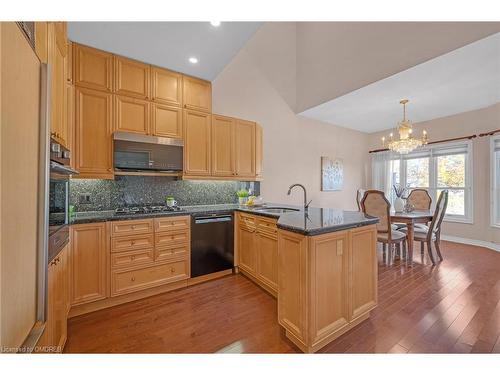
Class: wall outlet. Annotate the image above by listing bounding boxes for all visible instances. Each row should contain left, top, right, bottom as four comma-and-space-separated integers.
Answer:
79, 193, 92, 204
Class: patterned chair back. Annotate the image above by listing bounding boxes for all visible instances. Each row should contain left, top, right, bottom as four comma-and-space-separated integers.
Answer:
407, 189, 432, 210
361, 190, 391, 233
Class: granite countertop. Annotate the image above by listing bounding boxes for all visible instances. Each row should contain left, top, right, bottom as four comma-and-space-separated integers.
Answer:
71, 203, 378, 235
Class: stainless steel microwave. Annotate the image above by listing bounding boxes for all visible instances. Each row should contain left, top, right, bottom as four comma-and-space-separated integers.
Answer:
113, 132, 183, 173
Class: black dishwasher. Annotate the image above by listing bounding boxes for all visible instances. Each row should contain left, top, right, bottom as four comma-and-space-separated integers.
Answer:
191, 212, 234, 277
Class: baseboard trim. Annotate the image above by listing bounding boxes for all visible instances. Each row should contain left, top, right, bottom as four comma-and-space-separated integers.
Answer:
441, 235, 500, 252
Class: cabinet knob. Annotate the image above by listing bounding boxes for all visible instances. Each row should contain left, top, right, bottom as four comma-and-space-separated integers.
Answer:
131, 240, 136, 245
131, 277, 136, 282
170, 268, 175, 273
131, 225, 136, 229
171, 236, 175, 240
170, 250, 175, 254
131, 256, 135, 260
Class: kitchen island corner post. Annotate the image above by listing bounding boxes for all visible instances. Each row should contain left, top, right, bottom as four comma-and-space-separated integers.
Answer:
277, 224, 378, 353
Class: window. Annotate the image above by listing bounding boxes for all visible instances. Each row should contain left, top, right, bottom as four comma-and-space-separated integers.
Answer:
491, 136, 500, 227
386, 141, 473, 223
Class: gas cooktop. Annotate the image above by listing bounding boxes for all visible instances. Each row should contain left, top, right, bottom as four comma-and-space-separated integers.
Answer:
114, 205, 183, 215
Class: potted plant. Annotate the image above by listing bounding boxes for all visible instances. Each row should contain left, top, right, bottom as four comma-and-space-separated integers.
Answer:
236, 189, 249, 205
393, 184, 407, 212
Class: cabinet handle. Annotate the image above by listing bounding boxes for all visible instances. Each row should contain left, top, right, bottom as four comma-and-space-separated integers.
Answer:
171, 222, 175, 226
131, 256, 135, 260
131, 240, 136, 245
170, 250, 175, 254
131, 277, 136, 282
170, 267, 175, 273
131, 225, 136, 229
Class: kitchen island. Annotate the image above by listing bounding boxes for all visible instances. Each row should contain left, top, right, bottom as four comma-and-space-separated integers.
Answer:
275, 208, 378, 353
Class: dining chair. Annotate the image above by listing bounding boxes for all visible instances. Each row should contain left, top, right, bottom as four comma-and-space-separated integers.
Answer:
407, 189, 432, 209
399, 190, 448, 265
361, 190, 407, 264
356, 188, 366, 211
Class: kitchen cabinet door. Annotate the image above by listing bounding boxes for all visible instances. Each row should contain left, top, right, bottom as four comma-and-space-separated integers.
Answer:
151, 103, 183, 138
37, 244, 69, 353
73, 43, 113, 92
74, 87, 113, 179
211, 115, 235, 177
48, 22, 68, 148
255, 123, 263, 179
115, 95, 150, 135
151, 67, 183, 106
238, 225, 257, 275
349, 226, 378, 321
235, 119, 256, 178
256, 231, 278, 293
183, 76, 211, 113
308, 232, 350, 345
114, 56, 150, 99
71, 223, 108, 305
183, 109, 211, 176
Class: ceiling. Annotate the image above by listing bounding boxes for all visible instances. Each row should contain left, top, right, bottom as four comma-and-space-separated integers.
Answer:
300, 32, 500, 133
68, 22, 262, 81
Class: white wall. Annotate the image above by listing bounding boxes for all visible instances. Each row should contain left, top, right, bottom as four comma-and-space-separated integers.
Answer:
213, 23, 370, 210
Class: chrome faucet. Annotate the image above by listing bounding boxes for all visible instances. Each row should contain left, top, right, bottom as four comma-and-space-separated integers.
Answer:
287, 183, 312, 211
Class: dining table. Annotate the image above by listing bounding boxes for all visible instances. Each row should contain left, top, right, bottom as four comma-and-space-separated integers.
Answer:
391, 209, 434, 264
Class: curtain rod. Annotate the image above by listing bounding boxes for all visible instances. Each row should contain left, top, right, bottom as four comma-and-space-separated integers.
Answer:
368, 134, 477, 154
478, 129, 500, 137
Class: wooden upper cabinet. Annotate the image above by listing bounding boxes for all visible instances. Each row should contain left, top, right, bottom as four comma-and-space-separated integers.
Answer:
152, 67, 183, 106
183, 109, 211, 176
75, 87, 113, 178
211, 115, 235, 177
71, 223, 108, 305
48, 22, 68, 148
65, 40, 72, 83
235, 119, 256, 178
255, 123, 263, 179
151, 104, 182, 138
183, 76, 211, 113
115, 95, 150, 135
34, 22, 48, 63
54, 22, 67, 57
74, 43, 113, 92
114, 56, 150, 99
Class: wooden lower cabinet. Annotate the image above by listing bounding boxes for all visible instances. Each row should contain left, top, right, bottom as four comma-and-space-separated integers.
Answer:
37, 243, 69, 353
111, 259, 189, 296
70, 216, 191, 314
70, 223, 109, 305
277, 225, 378, 353
236, 213, 278, 295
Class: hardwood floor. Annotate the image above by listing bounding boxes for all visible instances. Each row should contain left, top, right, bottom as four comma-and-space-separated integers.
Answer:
65, 241, 500, 353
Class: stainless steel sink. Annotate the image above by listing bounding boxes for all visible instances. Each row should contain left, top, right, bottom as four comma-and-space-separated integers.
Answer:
253, 207, 300, 214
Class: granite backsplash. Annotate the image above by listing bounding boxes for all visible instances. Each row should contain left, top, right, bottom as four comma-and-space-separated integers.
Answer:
70, 177, 260, 212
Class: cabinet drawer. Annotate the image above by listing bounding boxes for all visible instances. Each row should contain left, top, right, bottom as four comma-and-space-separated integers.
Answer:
155, 230, 189, 248
111, 260, 189, 296
111, 248, 154, 269
111, 233, 154, 253
257, 217, 278, 236
238, 213, 256, 230
154, 216, 190, 233
111, 219, 153, 237
155, 243, 189, 263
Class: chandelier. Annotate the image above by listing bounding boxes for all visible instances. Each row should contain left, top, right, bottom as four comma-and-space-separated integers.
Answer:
382, 99, 428, 154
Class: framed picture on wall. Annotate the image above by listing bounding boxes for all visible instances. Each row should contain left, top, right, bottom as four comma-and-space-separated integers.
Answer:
321, 156, 343, 191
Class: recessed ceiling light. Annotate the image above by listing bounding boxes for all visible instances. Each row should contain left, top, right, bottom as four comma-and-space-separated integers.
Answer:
188, 57, 198, 64
210, 21, 221, 27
